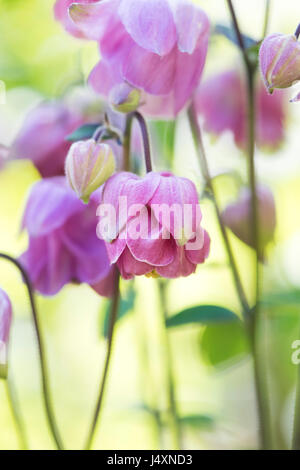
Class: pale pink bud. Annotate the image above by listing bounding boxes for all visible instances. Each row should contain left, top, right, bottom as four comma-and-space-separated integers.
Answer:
259, 33, 300, 93
109, 83, 141, 114
65, 139, 116, 203
0, 288, 12, 378
222, 185, 276, 253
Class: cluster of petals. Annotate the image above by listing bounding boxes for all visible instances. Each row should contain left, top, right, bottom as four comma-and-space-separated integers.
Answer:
55, 0, 210, 117
97, 171, 210, 280
259, 32, 300, 100
20, 177, 112, 296
195, 68, 287, 152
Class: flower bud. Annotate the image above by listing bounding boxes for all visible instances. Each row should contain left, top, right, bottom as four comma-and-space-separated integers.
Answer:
222, 185, 276, 254
65, 139, 116, 203
0, 288, 12, 378
259, 33, 300, 93
109, 83, 141, 114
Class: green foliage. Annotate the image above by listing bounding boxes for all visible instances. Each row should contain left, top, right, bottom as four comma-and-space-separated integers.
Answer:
200, 321, 249, 368
180, 414, 214, 429
166, 305, 239, 328
66, 124, 100, 142
151, 120, 176, 165
214, 24, 257, 49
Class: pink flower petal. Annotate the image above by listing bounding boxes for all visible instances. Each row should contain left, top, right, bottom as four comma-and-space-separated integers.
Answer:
156, 246, 196, 278
118, 0, 177, 56
117, 246, 153, 280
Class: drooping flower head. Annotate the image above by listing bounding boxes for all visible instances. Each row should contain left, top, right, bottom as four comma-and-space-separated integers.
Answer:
97, 171, 210, 280
65, 139, 116, 203
221, 185, 276, 254
10, 89, 105, 178
0, 288, 12, 378
20, 177, 112, 296
195, 68, 287, 152
55, 0, 210, 117
259, 33, 300, 95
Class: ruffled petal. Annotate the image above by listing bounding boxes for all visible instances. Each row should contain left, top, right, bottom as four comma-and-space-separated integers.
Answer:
117, 246, 153, 280
22, 177, 82, 236
156, 245, 196, 278
68, 0, 120, 40
118, 0, 177, 56
185, 229, 210, 264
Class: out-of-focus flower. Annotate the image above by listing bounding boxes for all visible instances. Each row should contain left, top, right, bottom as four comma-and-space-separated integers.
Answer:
0, 288, 12, 377
65, 139, 116, 203
54, 0, 98, 38
109, 83, 141, 113
221, 185, 276, 253
259, 33, 300, 94
97, 171, 210, 280
195, 69, 287, 152
20, 177, 112, 296
56, 0, 210, 118
10, 89, 105, 178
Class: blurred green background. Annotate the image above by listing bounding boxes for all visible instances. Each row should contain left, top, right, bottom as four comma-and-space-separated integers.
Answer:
1, 0, 300, 450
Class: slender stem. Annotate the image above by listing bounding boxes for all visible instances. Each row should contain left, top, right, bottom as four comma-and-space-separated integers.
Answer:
262, 0, 271, 38
226, 0, 272, 449
226, 0, 251, 69
84, 269, 120, 450
295, 23, 300, 40
123, 113, 134, 172
188, 104, 250, 319
158, 281, 182, 450
292, 350, 300, 449
0, 253, 64, 450
133, 111, 153, 173
4, 376, 29, 450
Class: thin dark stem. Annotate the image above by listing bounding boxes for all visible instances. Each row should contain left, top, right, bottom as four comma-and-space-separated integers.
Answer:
226, 0, 272, 449
5, 376, 29, 450
123, 113, 134, 171
226, 0, 251, 69
0, 253, 64, 450
262, 0, 271, 38
188, 104, 250, 319
84, 269, 120, 450
158, 281, 182, 450
133, 111, 153, 173
295, 23, 300, 40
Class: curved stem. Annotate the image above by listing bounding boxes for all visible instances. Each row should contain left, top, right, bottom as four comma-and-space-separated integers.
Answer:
262, 0, 271, 38
0, 253, 64, 450
133, 111, 153, 173
226, 0, 272, 449
158, 281, 182, 450
84, 269, 120, 450
5, 376, 29, 450
188, 104, 250, 319
123, 113, 134, 172
295, 23, 300, 40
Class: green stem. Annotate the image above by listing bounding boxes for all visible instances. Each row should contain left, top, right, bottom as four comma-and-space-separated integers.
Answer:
226, 0, 272, 449
292, 354, 300, 449
4, 376, 29, 450
84, 269, 120, 450
188, 104, 250, 319
133, 111, 153, 173
262, 0, 271, 38
123, 113, 134, 172
0, 253, 64, 450
158, 281, 182, 450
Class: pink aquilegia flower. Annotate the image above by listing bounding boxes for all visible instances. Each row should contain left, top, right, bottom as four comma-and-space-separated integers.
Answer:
259, 33, 300, 98
221, 185, 276, 254
0, 288, 12, 377
97, 171, 210, 280
65, 139, 116, 203
195, 68, 287, 152
55, 0, 210, 118
20, 177, 112, 296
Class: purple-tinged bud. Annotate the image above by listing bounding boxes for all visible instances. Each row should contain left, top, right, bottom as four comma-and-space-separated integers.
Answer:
222, 185, 276, 254
65, 139, 116, 203
0, 288, 12, 378
259, 33, 300, 93
109, 83, 141, 114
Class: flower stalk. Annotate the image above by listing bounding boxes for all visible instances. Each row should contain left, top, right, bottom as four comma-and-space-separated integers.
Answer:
5, 376, 29, 450
0, 253, 64, 450
84, 268, 120, 450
